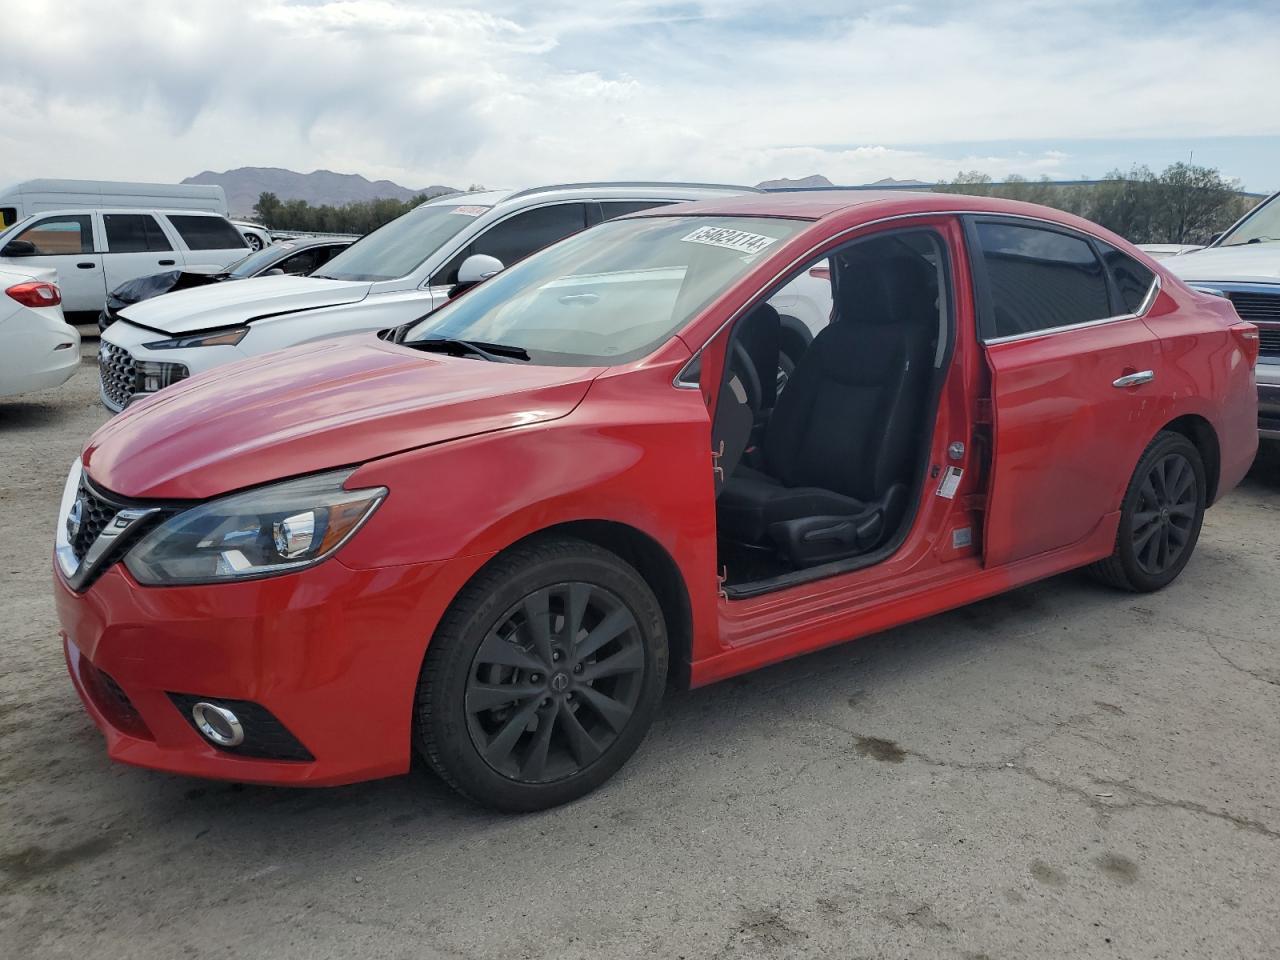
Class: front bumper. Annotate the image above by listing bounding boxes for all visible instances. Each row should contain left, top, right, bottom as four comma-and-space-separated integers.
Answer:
55, 555, 450, 786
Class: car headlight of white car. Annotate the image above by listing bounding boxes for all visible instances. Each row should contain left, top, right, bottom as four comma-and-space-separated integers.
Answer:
142, 326, 249, 350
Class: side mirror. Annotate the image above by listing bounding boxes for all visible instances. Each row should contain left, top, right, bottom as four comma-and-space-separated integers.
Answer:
264, 268, 286, 276
456, 254, 504, 287
1, 239, 37, 257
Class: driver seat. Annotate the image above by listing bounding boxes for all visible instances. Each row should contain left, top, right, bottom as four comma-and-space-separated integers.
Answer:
716, 249, 937, 567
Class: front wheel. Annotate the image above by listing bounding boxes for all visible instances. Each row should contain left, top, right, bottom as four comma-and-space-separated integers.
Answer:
415, 537, 668, 811
1088, 431, 1206, 592
243, 232, 264, 252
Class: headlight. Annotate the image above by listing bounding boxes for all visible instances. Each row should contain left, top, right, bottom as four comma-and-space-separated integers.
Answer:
124, 470, 386, 586
143, 326, 248, 350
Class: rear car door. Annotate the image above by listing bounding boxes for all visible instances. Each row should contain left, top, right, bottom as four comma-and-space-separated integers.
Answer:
161, 214, 248, 268
102, 213, 180, 292
969, 217, 1162, 566
0, 213, 104, 313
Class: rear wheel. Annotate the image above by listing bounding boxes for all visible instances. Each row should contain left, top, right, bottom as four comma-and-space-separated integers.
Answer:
1088, 431, 1206, 592
415, 537, 667, 811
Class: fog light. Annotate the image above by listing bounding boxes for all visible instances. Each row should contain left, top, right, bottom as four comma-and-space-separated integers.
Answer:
191, 701, 244, 747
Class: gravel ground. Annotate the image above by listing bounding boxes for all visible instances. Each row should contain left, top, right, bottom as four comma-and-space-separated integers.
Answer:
2, 346, 1278, 959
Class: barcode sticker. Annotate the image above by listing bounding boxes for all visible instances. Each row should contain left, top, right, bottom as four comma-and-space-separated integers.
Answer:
937, 466, 963, 499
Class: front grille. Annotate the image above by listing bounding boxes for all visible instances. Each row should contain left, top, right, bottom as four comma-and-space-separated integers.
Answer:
1228, 292, 1280, 324
1258, 327, 1280, 358
70, 480, 117, 563
99, 341, 137, 409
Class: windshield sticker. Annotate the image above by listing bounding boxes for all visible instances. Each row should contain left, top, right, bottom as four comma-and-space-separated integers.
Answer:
450, 205, 490, 217
680, 226, 779, 256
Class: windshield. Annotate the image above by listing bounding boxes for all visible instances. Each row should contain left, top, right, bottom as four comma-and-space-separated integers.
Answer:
404, 215, 805, 365
313, 201, 489, 282
1219, 192, 1280, 247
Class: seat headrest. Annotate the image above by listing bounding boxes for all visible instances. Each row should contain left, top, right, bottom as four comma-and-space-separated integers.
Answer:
833, 243, 937, 329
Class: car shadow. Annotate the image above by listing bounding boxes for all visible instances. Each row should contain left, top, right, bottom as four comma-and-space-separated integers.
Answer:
1241, 441, 1280, 492
0, 398, 79, 432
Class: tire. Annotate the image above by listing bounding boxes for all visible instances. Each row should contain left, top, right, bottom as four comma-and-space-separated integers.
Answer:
1088, 431, 1206, 592
415, 537, 668, 812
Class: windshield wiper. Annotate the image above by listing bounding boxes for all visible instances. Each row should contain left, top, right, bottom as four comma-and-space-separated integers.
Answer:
410, 337, 530, 363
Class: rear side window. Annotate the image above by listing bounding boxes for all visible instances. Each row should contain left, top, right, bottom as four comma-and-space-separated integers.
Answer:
1097, 241, 1156, 314
600, 200, 674, 219
434, 203, 589, 286
166, 215, 247, 251
975, 222, 1111, 338
104, 214, 172, 253
12, 215, 93, 254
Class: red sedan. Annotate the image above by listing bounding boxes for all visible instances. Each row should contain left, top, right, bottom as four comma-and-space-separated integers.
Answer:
53, 191, 1259, 811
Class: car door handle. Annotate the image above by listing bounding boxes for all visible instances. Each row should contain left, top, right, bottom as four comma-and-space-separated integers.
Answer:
76, 262, 96, 269
1112, 370, 1155, 388
158, 259, 175, 266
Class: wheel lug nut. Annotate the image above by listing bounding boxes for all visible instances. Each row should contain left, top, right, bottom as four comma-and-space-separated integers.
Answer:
552, 650, 562, 662
542, 698, 551, 707
530, 673, 541, 683
572, 663, 583, 674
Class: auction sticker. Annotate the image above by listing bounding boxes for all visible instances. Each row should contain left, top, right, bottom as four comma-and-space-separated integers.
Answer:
450, 205, 490, 217
680, 225, 779, 256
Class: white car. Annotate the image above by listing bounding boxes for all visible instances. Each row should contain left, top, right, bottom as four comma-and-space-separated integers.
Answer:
231, 220, 273, 251
97, 182, 756, 411
0, 209, 248, 316
0, 265, 80, 399
1163, 189, 1280, 440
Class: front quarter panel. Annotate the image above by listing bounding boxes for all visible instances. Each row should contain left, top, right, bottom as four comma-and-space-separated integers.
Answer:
339, 352, 720, 643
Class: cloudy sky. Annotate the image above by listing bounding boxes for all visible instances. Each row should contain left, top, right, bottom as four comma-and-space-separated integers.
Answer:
2, 0, 1277, 193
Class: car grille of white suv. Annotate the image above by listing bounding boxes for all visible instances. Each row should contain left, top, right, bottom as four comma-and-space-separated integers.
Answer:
98, 342, 138, 410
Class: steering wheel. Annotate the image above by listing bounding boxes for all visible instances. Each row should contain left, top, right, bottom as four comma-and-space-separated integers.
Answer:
728, 340, 764, 415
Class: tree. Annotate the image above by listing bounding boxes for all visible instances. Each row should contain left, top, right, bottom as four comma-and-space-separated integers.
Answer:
253, 191, 283, 228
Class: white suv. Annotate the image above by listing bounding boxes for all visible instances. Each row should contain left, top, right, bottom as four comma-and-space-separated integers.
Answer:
97, 183, 755, 411
1163, 189, 1280, 440
0, 209, 248, 317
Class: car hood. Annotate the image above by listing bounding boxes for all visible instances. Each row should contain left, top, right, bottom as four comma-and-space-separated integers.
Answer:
83, 335, 601, 499
1162, 245, 1280, 284
117, 274, 372, 334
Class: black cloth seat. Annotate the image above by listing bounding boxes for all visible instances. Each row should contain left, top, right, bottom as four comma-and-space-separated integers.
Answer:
717, 247, 937, 567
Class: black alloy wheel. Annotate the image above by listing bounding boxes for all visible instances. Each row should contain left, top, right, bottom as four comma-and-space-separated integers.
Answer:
465, 582, 646, 784
415, 537, 667, 811
1089, 431, 1206, 593
1130, 451, 1198, 576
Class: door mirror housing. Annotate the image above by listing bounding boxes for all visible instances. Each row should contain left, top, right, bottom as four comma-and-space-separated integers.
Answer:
1, 239, 37, 257
455, 254, 504, 287
263, 268, 286, 276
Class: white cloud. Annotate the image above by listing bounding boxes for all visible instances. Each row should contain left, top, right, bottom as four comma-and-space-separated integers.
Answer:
1, 0, 1277, 190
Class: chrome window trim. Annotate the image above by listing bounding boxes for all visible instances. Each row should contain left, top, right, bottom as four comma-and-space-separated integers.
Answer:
983, 274, 1162, 346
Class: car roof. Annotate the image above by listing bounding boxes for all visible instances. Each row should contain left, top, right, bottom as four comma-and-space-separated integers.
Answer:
16, 207, 230, 218
622, 188, 1116, 236
421, 182, 761, 212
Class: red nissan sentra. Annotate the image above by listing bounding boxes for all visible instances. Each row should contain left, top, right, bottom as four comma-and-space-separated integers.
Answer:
53, 191, 1259, 811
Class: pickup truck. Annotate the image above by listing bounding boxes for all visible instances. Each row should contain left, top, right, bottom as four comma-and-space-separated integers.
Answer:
1164, 189, 1280, 441
0, 208, 248, 317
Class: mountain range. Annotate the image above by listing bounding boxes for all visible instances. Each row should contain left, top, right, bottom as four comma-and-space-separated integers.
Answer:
182, 168, 932, 217
182, 167, 459, 216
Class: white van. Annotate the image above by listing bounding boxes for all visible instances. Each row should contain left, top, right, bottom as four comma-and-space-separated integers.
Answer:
0, 179, 228, 227
0, 209, 249, 315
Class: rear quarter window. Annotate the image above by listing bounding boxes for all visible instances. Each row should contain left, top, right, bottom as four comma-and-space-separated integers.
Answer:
1096, 241, 1156, 314
165, 215, 248, 251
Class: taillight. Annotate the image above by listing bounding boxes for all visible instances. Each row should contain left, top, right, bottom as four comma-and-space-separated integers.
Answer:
1230, 321, 1260, 368
6, 281, 62, 308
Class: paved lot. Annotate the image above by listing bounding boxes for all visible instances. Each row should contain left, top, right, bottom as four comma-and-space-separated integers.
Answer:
2, 347, 1278, 960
